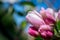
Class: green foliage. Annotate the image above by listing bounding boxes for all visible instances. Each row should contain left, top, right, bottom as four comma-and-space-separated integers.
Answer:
20, 1, 35, 16
56, 20, 60, 30
2, 14, 16, 35
17, 12, 24, 16
53, 20, 60, 40
35, 36, 43, 40
55, 20, 60, 36
20, 1, 35, 7
0, 33, 8, 40
0, 4, 16, 40
20, 21, 27, 29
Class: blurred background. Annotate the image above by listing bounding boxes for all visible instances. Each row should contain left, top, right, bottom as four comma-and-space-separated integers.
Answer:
0, 0, 60, 40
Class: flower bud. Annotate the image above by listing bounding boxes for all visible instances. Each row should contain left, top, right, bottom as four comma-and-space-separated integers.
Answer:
46, 31, 53, 37
38, 25, 53, 39
46, 8, 54, 16
26, 11, 45, 27
28, 26, 39, 37
39, 25, 53, 31
40, 8, 56, 25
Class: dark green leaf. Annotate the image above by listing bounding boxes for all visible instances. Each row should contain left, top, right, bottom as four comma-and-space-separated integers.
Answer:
20, 1, 35, 7
56, 20, 60, 33
1, 13, 16, 35
17, 12, 24, 16
35, 36, 43, 40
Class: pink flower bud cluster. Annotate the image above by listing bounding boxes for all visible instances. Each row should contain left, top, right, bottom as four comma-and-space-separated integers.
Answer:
26, 7, 60, 40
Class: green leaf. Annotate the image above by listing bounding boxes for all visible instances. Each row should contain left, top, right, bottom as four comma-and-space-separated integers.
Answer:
56, 20, 60, 33
35, 36, 43, 40
20, 1, 35, 14
53, 20, 60, 40
20, 1, 35, 7
54, 29, 58, 35
0, 33, 8, 40
1, 13, 16, 36
17, 12, 24, 16
20, 21, 27, 30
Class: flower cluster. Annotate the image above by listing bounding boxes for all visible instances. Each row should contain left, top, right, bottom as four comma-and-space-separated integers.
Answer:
26, 7, 60, 40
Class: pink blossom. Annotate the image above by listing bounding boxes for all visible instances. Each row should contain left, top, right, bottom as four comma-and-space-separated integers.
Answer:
38, 25, 53, 31
28, 26, 39, 37
26, 10, 45, 28
46, 8, 54, 16
40, 7, 56, 25
26, 7, 56, 40
38, 25, 53, 39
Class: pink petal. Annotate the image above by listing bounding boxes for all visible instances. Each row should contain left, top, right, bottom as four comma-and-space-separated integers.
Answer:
28, 26, 39, 37
39, 25, 52, 31
26, 11, 45, 27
